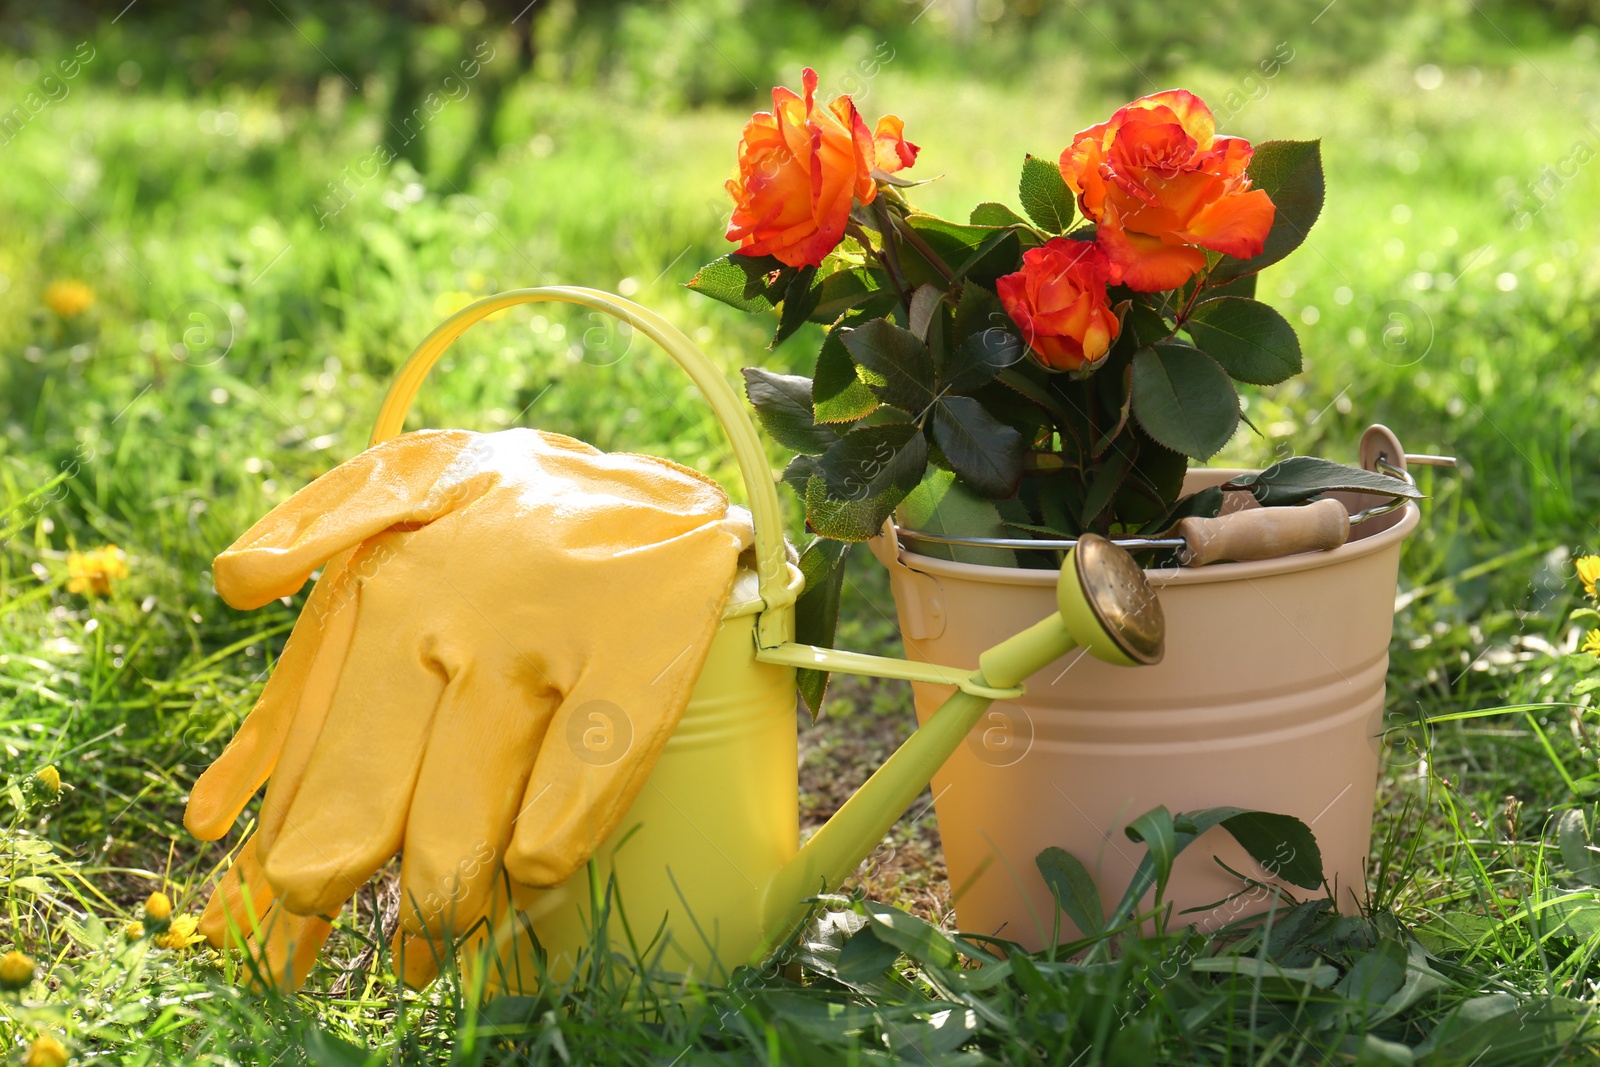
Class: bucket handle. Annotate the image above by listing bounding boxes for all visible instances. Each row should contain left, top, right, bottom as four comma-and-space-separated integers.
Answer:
369, 286, 795, 649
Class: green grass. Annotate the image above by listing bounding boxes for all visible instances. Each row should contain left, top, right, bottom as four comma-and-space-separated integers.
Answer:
2, 11, 1600, 1064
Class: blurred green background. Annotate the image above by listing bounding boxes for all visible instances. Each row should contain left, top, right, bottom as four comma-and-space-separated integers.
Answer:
0, 0, 1599, 1058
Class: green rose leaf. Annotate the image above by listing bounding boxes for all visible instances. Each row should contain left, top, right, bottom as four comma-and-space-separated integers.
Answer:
1121, 301, 1173, 350
970, 202, 1030, 228
771, 264, 820, 348
817, 422, 929, 511
1215, 809, 1325, 891
806, 425, 934, 543
1019, 153, 1076, 234
944, 285, 1023, 393
1129, 342, 1239, 459
1224, 456, 1426, 507
781, 454, 818, 497
1210, 140, 1324, 283
840, 319, 935, 414
740, 367, 838, 455
807, 268, 893, 324
894, 468, 1014, 567
1081, 436, 1135, 527
685, 253, 789, 313
903, 215, 1019, 287
944, 329, 1023, 395
794, 537, 851, 718
932, 395, 1024, 498
812, 330, 880, 424
1184, 296, 1303, 385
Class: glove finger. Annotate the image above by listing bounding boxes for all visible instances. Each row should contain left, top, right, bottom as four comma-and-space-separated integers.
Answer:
213, 429, 482, 610
199, 835, 276, 949
392, 930, 445, 990
249, 906, 336, 992
396, 661, 555, 946
248, 555, 365, 859
260, 588, 446, 916
504, 627, 725, 887
186, 551, 354, 841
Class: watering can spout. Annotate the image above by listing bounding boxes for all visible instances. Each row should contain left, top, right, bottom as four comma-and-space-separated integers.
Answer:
756, 535, 1165, 955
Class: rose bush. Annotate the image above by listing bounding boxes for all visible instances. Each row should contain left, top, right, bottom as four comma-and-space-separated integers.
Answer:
690, 77, 1334, 711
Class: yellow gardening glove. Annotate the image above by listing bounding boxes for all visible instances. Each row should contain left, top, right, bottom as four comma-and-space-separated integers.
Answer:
184, 428, 752, 988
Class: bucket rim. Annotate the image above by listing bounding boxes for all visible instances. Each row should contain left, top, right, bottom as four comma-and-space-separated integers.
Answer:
889, 497, 1420, 589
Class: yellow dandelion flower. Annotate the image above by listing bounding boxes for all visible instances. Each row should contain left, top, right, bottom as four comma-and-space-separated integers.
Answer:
153, 914, 202, 951
43, 279, 95, 319
25, 1034, 69, 1067
33, 766, 61, 797
1583, 629, 1600, 657
123, 921, 144, 942
65, 545, 128, 597
0, 950, 36, 990
1578, 556, 1600, 597
143, 891, 172, 922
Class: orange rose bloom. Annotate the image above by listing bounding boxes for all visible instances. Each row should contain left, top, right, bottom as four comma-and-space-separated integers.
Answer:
1060, 90, 1275, 292
725, 68, 918, 268
996, 238, 1120, 372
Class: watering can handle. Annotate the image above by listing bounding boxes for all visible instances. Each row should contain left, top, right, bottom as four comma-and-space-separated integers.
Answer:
369, 286, 796, 648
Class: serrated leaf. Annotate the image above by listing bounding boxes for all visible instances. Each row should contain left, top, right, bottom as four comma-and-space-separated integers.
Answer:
804, 474, 898, 542
1204, 272, 1258, 300
1210, 140, 1324, 282
950, 227, 1022, 285
1218, 810, 1325, 890
807, 268, 889, 324
1019, 153, 1075, 234
740, 368, 837, 455
840, 319, 935, 414
772, 264, 820, 348
932, 396, 1024, 498
1130, 343, 1240, 459
1036, 847, 1104, 937
944, 324, 1022, 396
819, 422, 927, 502
970, 202, 1029, 227
685, 253, 788, 312
812, 330, 880, 424
1082, 438, 1135, 525
1157, 485, 1225, 529
782, 454, 818, 497
794, 538, 850, 718
1185, 296, 1303, 385
903, 215, 1019, 286
945, 285, 1023, 393
1122, 301, 1173, 350
894, 468, 1013, 567
1225, 456, 1426, 507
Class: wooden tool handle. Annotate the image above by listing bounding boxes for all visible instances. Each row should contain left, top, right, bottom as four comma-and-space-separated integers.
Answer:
1174, 497, 1350, 567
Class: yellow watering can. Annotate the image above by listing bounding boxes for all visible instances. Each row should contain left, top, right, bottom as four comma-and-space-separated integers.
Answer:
368, 286, 1166, 989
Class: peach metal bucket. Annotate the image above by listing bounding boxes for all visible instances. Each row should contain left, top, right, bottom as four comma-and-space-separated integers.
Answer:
868, 430, 1422, 946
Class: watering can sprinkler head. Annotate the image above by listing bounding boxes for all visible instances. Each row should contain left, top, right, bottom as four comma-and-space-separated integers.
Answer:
1060, 534, 1166, 668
